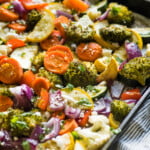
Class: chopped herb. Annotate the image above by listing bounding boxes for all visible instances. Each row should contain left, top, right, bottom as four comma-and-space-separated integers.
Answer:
8, 4, 14, 9
65, 83, 74, 91
20, 52, 26, 57
78, 64, 86, 72
112, 7, 121, 15
71, 131, 80, 139
115, 57, 123, 63
110, 127, 121, 135
77, 98, 92, 107
22, 141, 30, 150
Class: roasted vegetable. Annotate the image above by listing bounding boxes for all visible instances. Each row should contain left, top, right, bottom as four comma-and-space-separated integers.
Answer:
26, 9, 41, 31
111, 100, 131, 122
32, 52, 45, 70
63, 61, 98, 87
65, 15, 95, 43
37, 67, 63, 87
0, 84, 13, 97
107, 3, 134, 26
100, 24, 132, 43
119, 57, 150, 86
10, 110, 43, 137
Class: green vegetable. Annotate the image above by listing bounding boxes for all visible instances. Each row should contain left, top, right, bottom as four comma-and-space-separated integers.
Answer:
65, 15, 95, 43
0, 84, 14, 97
63, 61, 98, 87
32, 52, 45, 70
85, 81, 107, 99
107, 3, 134, 26
111, 100, 131, 122
26, 9, 42, 31
119, 57, 150, 86
22, 141, 31, 150
100, 24, 132, 43
37, 67, 63, 87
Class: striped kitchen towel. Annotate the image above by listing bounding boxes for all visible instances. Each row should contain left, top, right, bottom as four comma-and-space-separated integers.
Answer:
108, 95, 150, 150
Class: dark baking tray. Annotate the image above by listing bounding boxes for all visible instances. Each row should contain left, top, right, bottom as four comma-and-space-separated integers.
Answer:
101, 86, 150, 150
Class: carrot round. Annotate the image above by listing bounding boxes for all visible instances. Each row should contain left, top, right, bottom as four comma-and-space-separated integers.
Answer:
54, 16, 71, 38
37, 88, 49, 111
63, 0, 89, 12
0, 57, 23, 84
44, 50, 70, 74
0, 95, 13, 112
40, 30, 65, 51
0, 7, 19, 22
7, 39, 25, 50
7, 23, 27, 33
32, 77, 51, 95
21, 70, 36, 87
59, 119, 78, 135
76, 42, 102, 62
0, 0, 10, 2
47, 45, 73, 62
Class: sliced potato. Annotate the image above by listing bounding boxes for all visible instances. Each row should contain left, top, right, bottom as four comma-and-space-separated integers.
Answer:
27, 9, 55, 42
97, 57, 118, 82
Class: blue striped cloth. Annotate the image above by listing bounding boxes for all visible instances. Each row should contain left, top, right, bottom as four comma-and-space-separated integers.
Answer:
108, 95, 150, 150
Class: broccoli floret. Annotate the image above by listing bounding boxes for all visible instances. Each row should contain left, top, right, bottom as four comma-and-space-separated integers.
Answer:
26, 9, 42, 31
10, 111, 43, 137
65, 15, 95, 43
0, 84, 14, 97
100, 24, 132, 43
111, 100, 131, 122
119, 57, 150, 86
32, 52, 45, 70
107, 3, 134, 26
63, 61, 98, 87
37, 67, 63, 87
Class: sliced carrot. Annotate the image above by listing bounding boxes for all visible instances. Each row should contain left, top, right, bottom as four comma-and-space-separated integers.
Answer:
77, 110, 91, 127
40, 30, 65, 51
0, 57, 23, 84
7, 23, 27, 33
0, 7, 19, 22
59, 119, 78, 135
32, 77, 51, 95
76, 42, 102, 62
63, 0, 89, 12
6, 38, 25, 50
47, 45, 73, 62
0, 56, 7, 62
0, 95, 13, 112
37, 88, 49, 111
54, 16, 71, 38
21, 70, 36, 87
44, 50, 70, 74
21, 0, 48, 10
52, 111, 65, 120
0, 0, 10, 3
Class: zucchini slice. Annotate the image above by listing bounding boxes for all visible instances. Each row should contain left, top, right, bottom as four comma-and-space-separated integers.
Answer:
85, 81, 107, 99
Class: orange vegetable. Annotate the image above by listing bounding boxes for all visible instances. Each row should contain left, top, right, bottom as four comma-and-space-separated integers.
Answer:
47, 45, 73, 62
7, 23, 27, 33
52, 111, 65, 120
32, 77, 51, 95
7, 39, 25, 50
0, 7, 19, 21
37, 88, 49, 111
121, 88, 142, 100
44, 50, 70, 74
76, 42, 102, 62
0, 57, 23, 84
77, 110, 92, 127
40, 30, 65, 51
63, 0, 89, 12
0, 0, 10, 2
59, 119, 78, 135
21, 70, 36, 87
0, 95, 13, 112
21, 0, 48, 10
54, 16, 71, 38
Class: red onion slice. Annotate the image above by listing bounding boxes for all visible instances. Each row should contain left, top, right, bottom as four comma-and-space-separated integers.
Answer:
124, 99, 137, 108
125, 42, 142, 60
94, 9, 111, 22
110, 80, 125, 99
49, 90, 65, 111
43, 118, 60, 142
65, 105, 81, 119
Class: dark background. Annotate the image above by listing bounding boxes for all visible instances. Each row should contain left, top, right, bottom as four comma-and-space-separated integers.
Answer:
108, 0, 150, 18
